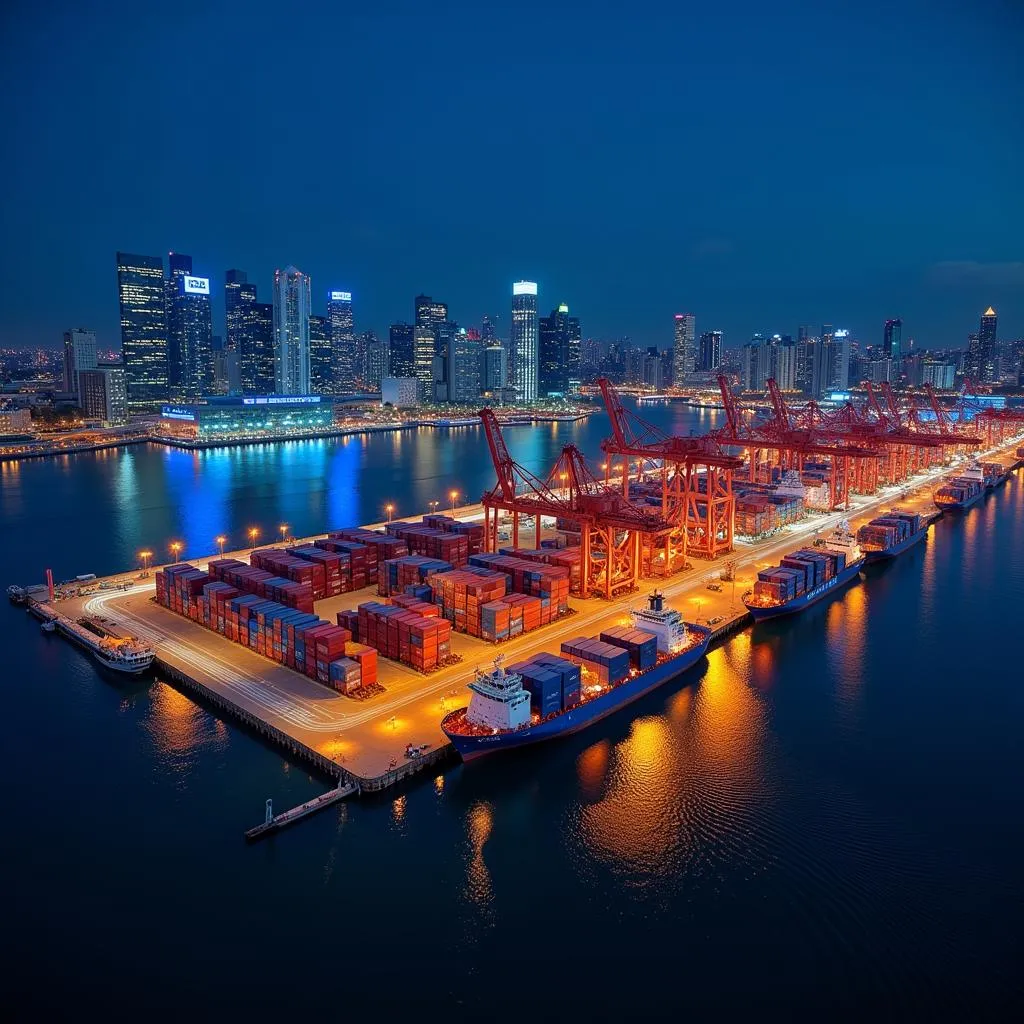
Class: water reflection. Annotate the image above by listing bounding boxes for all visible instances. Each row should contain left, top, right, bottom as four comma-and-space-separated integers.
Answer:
465, 800, 494, 905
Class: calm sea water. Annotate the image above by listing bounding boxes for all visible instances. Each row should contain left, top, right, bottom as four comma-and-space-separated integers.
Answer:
2, 403, 1022, 1018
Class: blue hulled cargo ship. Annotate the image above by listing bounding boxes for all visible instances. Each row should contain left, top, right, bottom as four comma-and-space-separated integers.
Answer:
743, 524, 865, 621
934, 464, 987, 511
857, 509, 928, 563
441, 593, 711, 761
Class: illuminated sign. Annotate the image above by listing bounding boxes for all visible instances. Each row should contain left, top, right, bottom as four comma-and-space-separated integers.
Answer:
161, 405, 197, 421
183, 276, 210, 295
835, 329, 850, 338
513, 281, 538, 296
241, 395, 322, 406
330, 291, 352, 302
558, 303, 569, 313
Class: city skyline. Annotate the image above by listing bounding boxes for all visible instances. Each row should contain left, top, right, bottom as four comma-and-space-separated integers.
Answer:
2, 3, 1022, 352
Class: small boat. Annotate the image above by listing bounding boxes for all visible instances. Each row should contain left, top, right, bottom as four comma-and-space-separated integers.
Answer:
40, 619, 56, 634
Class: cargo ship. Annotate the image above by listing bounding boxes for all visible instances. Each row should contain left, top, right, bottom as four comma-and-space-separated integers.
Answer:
441, 592, 711, 761
55, 614, 155, 675
981, 462, 1010, 489
743, 524, 864, 621
934, 464, 986, 511
856, 510, 927, 563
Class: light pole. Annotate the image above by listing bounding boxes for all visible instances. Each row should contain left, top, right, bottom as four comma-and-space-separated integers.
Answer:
216, 535, 226, 556
450, 489, 459, 514
429, 501, 439, 515
279, 523, 289, 543
248, 527, 259, 549
169, 542, 182, 564
385, 503, 394, 524
139, 549, 152, 573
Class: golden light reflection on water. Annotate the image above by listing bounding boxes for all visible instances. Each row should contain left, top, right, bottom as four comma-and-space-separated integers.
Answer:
465, 800, 493, 904
824, 581, 868, 722
575, 649, 771, 875
147, 682, 204, 755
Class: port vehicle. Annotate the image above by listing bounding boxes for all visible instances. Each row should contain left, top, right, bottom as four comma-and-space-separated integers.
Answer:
706, 581, 722, 592
743, 524, 864, 621
707, 615, 725, 626
856, 509, 928, 563
441, 592, 711, 761
934, 464, 986, 511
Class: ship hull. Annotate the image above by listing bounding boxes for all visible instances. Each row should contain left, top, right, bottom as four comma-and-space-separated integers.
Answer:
934, 487, 985, 512
443, 627, 712, 762
862, 526, 928, 563
744, 559, 864, 621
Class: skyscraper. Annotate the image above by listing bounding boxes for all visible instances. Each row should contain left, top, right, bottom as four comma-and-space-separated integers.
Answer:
63, 328, 98, 398
883, 318, 902, 362
977, 306, 998, 383
224, 270, 252, 356
698, 330, 723, 372
672, 313, 696, 384
832, 330, 851, 389
510, 281, 539, 402
449, 329, 481, 403
328, 291, 355, 393
414, 326, 437, 397
308, 314, 332, 394
538, 303, 580, 395
273, 266, 311, 394
363, 332, 388, 389
742, 334, 766, 391
482, 346, 506, 392
775, 337, 798, 390
481, 315, 496, 343
415, 294, 448, 330
389, 323, 414, 378
167, 259, 213, 400
79, 365, 128, 425
241, 302, 276, 393
117, 252, 169, 410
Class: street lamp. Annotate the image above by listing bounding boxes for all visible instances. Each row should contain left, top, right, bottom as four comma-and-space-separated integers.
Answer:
248, 526, 259, 549
279, 523, 289, 543
450, 489, 459, 514
169, 542, 182, 564
429, 500, 439, 515
385, 503, 394, 524
139, 549, 152, 573
216, 535, 226, 556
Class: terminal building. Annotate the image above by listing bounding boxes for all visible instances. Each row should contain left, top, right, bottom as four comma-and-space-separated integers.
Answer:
158, 394, 334, 442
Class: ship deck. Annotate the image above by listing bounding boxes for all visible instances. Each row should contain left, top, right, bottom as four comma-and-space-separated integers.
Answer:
27, 440, 1024, 791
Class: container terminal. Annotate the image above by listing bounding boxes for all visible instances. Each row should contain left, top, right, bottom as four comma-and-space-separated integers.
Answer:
9, 380, 1024, 812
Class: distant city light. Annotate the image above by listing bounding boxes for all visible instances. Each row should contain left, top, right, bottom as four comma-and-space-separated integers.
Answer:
513, 281, 537, 296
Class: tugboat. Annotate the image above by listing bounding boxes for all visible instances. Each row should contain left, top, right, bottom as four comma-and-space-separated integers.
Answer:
441, 592, 711, 761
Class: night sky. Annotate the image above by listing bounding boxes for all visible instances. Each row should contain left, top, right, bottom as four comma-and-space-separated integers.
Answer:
2, 0, 1022, 351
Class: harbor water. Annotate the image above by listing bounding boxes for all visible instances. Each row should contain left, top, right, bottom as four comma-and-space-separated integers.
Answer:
2, 403, 1022, 1017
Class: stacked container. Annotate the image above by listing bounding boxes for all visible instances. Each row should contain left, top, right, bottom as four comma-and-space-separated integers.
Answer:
428, 569, 507, 635
599, 625, 658, 670
378, 556, 454, 597
559, 637, 631, 686
467, 554, 571, 611
356, 601, 453, 672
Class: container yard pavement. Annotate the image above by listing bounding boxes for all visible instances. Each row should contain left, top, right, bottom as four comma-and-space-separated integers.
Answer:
51, 441, 1023, 786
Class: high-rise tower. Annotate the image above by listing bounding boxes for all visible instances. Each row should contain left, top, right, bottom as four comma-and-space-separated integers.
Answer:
328, 290, 356, 393
273, 266, 311, 394
510, 281, 539, 402
672, 313, 695, 384
117, 252, 169, 410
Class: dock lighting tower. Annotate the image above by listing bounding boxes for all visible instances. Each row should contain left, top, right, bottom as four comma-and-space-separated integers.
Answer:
279, 524, 289, 542
169, 542, 182, 564
429, 500, 439, 514
139, 549, 152, 572
216, 536, 226, 556
385, 503, 394, 524
450, 489, 459, 514
248, 527, 259, 548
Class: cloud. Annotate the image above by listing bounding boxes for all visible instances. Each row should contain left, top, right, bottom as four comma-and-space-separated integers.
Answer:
690, 237, 734, 259
927, 261, 1024, 287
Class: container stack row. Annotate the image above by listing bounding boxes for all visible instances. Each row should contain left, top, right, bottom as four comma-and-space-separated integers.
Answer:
384, 522, 469, 566
754, 546, 846, 603
155, 562, 377, 694
857, 512, 918, 550
207, 558, 315, 613
378, 556, 454, 597
507, 654, 582, 717
352, 601, 453, 672
323, 529, 409, 583
467, 553, 571, 611
559, 637, 632, 686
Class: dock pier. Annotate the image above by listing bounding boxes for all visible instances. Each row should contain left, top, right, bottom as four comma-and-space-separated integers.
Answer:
245, 781, 359, 842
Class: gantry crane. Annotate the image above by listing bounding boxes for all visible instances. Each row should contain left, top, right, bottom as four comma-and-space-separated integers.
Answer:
597, 378, 744, 568
479, 408, 672, 599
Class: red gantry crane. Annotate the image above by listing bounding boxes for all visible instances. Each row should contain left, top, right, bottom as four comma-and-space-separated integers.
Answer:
597, 378, 744, 569
479, 408, 672, 599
